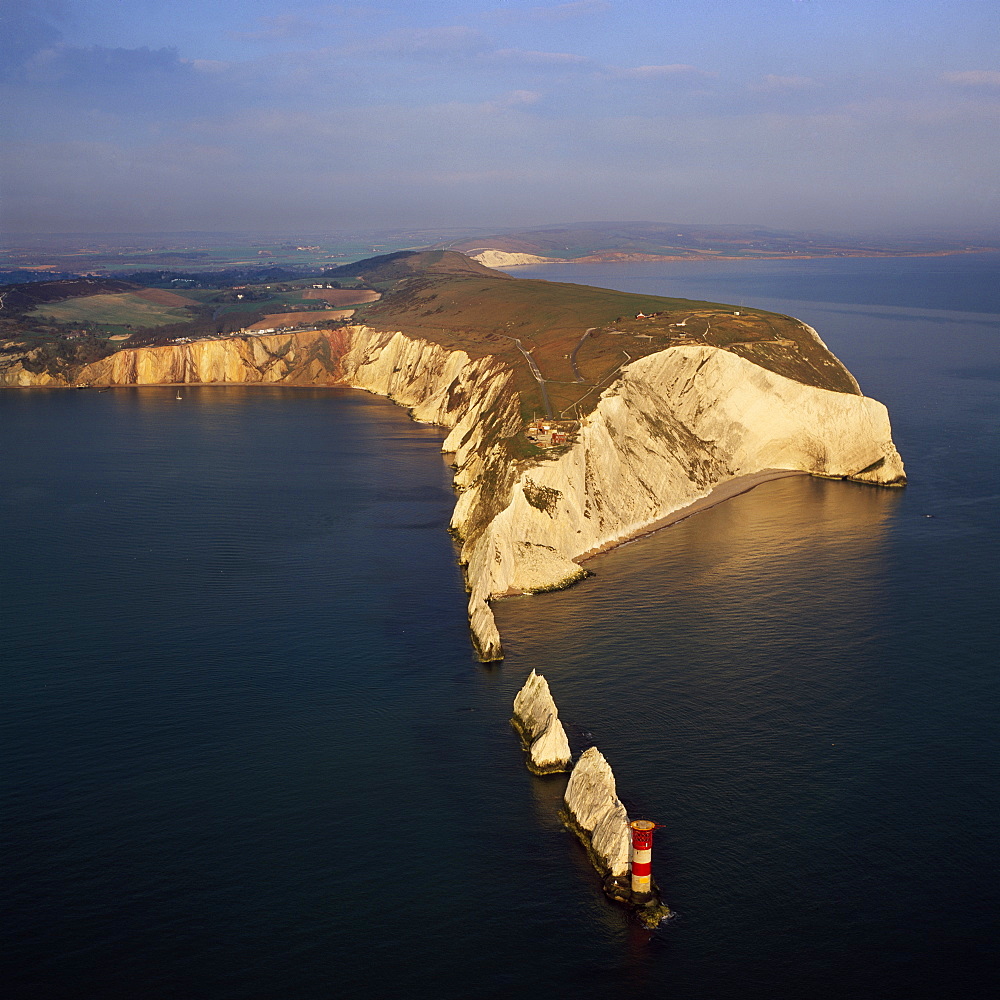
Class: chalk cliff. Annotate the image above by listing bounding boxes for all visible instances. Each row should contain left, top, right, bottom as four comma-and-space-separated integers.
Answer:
511, 670, 572, 773
563, 747, 632, 877
456, 345, 905, 631
2, 325, 905, 661
468, 250, 553, 267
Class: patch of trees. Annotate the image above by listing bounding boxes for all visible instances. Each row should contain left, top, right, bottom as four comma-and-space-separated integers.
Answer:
118, 265, 330, 289
0, 278, 136, 313
124, 307, 268, 347
0, 270, 84, 284
209, 289, 271, 303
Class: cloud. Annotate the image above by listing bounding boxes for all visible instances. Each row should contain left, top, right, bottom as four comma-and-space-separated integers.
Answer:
7, 41, 249, 123
186, 59, 231, 75
611, 64, 716, 81
228, 15, 320, 42
499, 89, 542, 106
25, 44, 189, 85
0, 0, 64, 77
475, 89, 543, 113
940, 70, 1000, 89
486, 1, 611, 23
489, 48, 593, 67
358, 26, 492, 59
750, 74, 819, 92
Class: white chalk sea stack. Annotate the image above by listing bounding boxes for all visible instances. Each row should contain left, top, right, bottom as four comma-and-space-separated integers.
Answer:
563, 746, 632, 878
511, 670, 572, 773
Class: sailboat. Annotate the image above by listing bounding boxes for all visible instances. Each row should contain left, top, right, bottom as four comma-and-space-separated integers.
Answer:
175, 387, 183, 400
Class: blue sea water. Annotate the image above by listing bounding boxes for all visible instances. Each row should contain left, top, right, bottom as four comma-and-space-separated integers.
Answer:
3, 254, 998, 999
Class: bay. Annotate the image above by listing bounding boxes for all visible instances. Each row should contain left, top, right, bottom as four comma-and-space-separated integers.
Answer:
3, 253, 998, 999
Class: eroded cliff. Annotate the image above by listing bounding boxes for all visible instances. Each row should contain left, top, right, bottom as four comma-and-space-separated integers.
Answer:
451, 344, 904, 657
2, 325, 905, 661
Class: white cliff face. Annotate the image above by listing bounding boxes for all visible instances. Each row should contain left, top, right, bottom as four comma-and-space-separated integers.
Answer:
563, 747, 631, 877
511, 670, 572, 773
468, 250, 553, 268
456, 345, 906, 633
6, 330, 905, 663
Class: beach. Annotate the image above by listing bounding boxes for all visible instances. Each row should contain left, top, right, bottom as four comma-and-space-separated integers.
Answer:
575, 469, 807, 564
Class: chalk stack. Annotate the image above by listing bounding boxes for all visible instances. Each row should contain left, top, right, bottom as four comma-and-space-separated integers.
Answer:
511, 670, 572, 774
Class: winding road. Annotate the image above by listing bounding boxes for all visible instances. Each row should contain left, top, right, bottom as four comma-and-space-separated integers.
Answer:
503, 335, 554, 418
569, 327, 597, 382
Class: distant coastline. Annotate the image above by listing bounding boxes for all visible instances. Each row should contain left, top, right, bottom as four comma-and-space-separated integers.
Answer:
489, 247, 1000, 267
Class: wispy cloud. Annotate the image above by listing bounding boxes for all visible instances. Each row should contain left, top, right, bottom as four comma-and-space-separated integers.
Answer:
486, 1, 611, 23
355, 25, 492, 58
750, 74, 819, 92
499, 89, 542, 106
610, 64, 716, 81
186, 59, 231, 74
940, 70, 1000, 89
489, 48, 593, 67
228, 15, 321, 42
25, 44, 189, 85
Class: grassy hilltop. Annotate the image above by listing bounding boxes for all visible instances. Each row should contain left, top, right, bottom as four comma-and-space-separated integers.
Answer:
333, 251, 860, 421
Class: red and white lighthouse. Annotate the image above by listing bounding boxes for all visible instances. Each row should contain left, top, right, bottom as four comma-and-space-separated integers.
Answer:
629, 819, 657, 896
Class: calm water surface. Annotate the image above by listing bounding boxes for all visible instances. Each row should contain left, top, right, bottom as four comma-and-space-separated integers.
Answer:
3, 255, 998, 999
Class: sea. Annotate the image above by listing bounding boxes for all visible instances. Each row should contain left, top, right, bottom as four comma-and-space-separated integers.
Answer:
3, 253, 997, 1000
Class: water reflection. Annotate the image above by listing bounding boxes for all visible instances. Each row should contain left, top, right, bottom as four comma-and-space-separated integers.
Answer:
526, 770, 570, 833
496, 476, 898, 699
493, 476, 903, 972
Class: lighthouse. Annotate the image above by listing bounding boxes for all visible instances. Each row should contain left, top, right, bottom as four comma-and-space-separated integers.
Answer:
629, 819, 657, 897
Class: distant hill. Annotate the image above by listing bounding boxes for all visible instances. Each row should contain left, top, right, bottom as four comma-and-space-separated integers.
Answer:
440, 221, 1000, 261
326, 249, 502, 286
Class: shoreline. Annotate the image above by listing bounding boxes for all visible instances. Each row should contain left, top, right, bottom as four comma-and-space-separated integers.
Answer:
575, 469, 807, 565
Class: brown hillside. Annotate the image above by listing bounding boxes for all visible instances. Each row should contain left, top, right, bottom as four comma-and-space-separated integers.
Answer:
134, 288, 200, 307
301, 288, 381, 306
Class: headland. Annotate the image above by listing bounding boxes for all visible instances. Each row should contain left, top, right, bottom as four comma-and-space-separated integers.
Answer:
0, 250, 905, 659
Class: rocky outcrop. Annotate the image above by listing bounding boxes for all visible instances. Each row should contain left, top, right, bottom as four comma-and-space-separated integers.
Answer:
511, 671, 572, 773
0, 363, 66, 386
563, 746, 672, 925
563, 747, 632, 878
2, 328, 905, 662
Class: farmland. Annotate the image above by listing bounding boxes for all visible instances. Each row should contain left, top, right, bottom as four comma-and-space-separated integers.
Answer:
247, 310, 356, 330
29, 292, 196, 328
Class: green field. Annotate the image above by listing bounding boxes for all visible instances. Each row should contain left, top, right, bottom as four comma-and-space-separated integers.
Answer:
30, 293, 195, 328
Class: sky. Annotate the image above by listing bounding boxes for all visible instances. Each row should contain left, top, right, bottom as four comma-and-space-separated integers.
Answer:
2, 0, 999, 236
